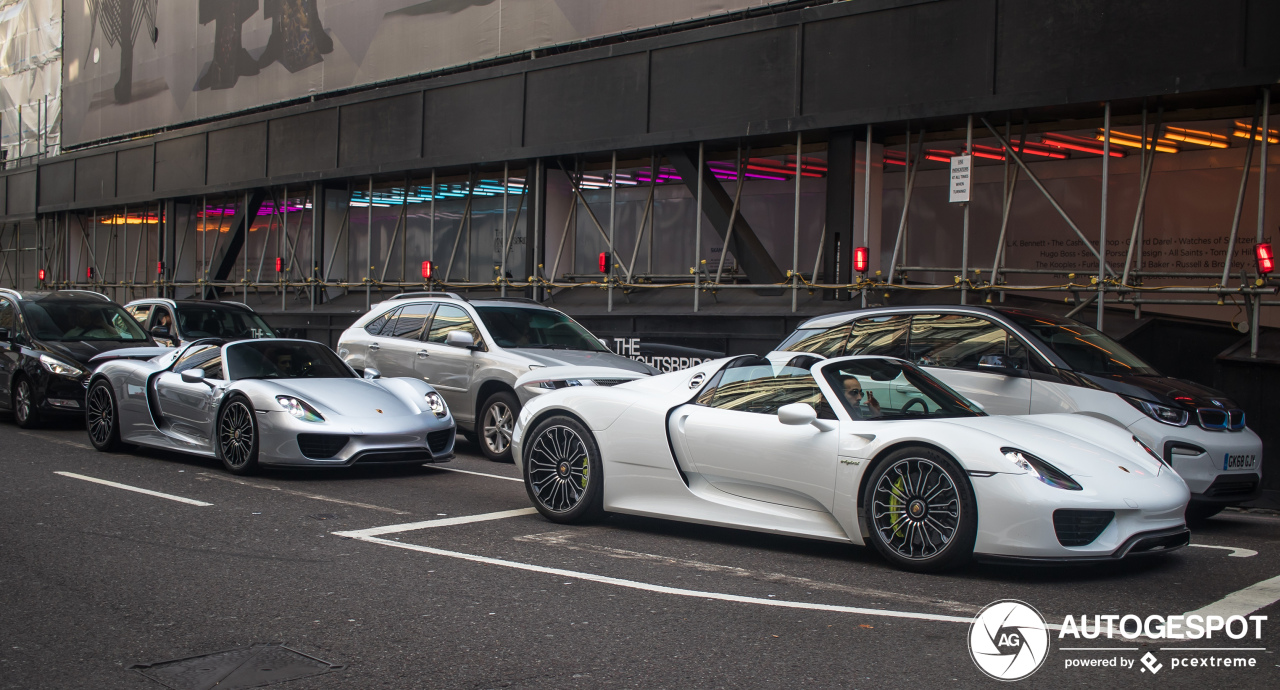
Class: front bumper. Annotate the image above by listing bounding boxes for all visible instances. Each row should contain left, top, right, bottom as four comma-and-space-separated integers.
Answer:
974, 526, 1190, 565
36, 373, 89, 415
1129, 418, 1263, 503
255, 409, 456, 467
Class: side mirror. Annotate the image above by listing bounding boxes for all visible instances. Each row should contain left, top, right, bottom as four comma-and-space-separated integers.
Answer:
779, 402, 836, 431
598, 337, 610, 350
445, 331, 475, 349
978, 354, 1006, 369
180, 368, 205, 384
151, 325, 171, 339
363, 367, 381, 380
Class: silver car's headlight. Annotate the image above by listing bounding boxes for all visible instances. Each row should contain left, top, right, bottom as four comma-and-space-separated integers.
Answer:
425, 391, 448, 418
40, 354, 85, 378
527, 378, 597, 390
276, 396, 325, 422
1002, 448, 1082, 491
1123, 395, 1189, 427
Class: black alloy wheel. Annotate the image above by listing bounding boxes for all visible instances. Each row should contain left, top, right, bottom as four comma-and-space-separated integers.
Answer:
863, 445, 977, 573
13, 377, 38, 429
523, 415, 604, 523
86, 380, 122, 451
218, 396, 260, 475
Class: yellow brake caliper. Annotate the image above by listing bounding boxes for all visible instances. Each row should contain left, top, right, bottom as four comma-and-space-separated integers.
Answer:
580, 456, 590, 489
890, 475, 906, 538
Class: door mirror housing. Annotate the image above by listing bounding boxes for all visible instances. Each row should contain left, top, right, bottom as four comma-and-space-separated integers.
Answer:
180, 368, 205, 384
150, 325, 171, 339
363, 367, 381, 380
777, 403, 835, 431
445, 330, 475, 349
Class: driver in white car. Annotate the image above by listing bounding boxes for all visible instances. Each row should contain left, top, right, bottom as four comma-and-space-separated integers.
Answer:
838, 374, 882, 419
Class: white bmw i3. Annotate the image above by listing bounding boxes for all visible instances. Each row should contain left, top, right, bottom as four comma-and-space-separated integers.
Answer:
511, 354, 1190, 573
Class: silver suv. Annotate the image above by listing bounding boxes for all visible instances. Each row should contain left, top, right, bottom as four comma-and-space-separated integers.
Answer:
337, 293, 655, 462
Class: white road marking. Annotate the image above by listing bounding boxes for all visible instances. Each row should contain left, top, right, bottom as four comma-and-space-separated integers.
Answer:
515, 530, 980, 614
197, 472, 410, 515
1183, 574, 1280, 620
424, 466, 523, 483
335, 508, 538, 538
1160, 648, 1267, 651
19, 431, 92, 450
1188, 543, 1258, 558
341, 532, 978, 625
1059, 648, 1138, 651
55, 471, 212, 507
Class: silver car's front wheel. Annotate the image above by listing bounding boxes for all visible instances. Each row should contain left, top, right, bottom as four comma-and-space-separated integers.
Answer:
218, 397, 259, 475
523, 415, 603, 523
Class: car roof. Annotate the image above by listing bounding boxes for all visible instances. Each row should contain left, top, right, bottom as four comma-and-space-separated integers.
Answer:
0, 288, 116, 304
125, 298, 255, 311
796, 304, 1066, 329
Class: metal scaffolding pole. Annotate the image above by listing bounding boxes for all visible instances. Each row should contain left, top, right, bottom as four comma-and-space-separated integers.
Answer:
960, 115, 972, 304
1221, 101, 1260, 289
887, 131, 924, 286
1253, 87, 1270, 358
989, 118, 1024, 296
502, 162, 509, 297
1122, 103, 1161, 292
695, 142, 704, 313
608, 151, 616, 312
366, 176, 373, 310
862, 124, 871, 307
792, 132, 802, 312
714, 144, 746, 285
1098, 102, 1111, 331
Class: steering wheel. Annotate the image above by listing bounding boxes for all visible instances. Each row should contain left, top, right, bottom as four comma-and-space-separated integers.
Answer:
902, 397, 929, 414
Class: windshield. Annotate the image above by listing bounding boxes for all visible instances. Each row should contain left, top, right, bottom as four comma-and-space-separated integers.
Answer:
1001, 311, 1159, 376
224, 341, 355, 380
22, 301, 149, 342
176, 305, 275, 340
822, 359, 984, 420
475, 306, 607, 351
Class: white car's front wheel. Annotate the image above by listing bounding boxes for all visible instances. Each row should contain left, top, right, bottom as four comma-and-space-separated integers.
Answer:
863, 446, 977, 573
523, 415, 604, 523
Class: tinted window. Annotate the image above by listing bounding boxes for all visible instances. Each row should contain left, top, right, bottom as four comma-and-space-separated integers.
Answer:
908, 314, 1009, 369
696, 362, 833, 417
0, 299, 15, 337
778, 324, 850, 357
128, 304, 151, 323
21, 301, 148, 342
475, 306, 606, 351
174, 344, 221, 373
365, 308, 396, 335
150, 307, 174, 330
225, 341, 355, 380
428, 305, 483, 348
390, 304, 433, 339
176, 305, 275, 339
844, 315, 910, 358
823, 359, 983, 420
1003, 312, 1158, 376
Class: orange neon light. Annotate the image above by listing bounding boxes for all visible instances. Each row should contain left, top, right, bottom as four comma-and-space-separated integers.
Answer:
1164, 126, 1230, 148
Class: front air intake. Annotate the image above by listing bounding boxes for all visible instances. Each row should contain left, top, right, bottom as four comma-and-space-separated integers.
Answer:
297, 434, 350, 459
1053, 510, 1115, 547
427, 428, 455, 453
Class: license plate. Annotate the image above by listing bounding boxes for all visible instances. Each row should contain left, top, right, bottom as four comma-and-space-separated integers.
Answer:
1223, 453, 1258, 470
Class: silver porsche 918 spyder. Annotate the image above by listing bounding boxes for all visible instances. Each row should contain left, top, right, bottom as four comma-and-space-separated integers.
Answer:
85, 338, 456, 474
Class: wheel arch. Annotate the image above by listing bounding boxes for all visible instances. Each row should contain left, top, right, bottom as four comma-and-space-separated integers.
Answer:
474, 379, 518, 427
521, 406, 594, 466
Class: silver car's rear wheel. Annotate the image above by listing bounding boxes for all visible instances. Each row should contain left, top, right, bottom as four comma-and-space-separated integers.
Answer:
218, 397, 259, 475
86, 381, 121, 451
523, 415, 603, 523
478, 391, 519, 462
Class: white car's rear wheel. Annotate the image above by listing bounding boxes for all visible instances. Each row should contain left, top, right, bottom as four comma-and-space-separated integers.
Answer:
864, 446, 976, 572
523, 415, 603, 523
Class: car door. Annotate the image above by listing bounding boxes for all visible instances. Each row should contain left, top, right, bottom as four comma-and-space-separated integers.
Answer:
369, 303, 434, 380
153, 344, 224, 443
0, 298, 19, 404
669, 361, 840, 511
422, 304, 484, 421
148, 305, 178, 347
907, 313, 1032, 415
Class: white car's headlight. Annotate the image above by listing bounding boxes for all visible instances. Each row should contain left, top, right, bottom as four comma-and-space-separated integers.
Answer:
1123, 395, 1189, 427
1001, 448, 1082, 491
276, 396, 325, 422
39, 354, 85, 378
425, 391, 448, 418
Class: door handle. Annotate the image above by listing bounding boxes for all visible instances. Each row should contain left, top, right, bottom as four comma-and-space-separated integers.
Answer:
417, 350, 430, 358
369, 343, 380, 351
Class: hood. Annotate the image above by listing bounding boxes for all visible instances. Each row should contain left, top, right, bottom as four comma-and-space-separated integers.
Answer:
938, 414, 1166, 482
39, 340, 153, 367
506, 348, 657, 374
1079, 372, 1234, 409
266, 378, 424, 419
88, 346, 176, 365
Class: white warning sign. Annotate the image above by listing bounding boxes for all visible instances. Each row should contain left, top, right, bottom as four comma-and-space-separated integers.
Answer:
950, 154, 972, 203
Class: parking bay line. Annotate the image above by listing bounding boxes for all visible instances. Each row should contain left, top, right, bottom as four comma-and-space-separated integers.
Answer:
1183, 573, 1280, 620
55, 471, 213, 507
422, 466, 523, 483
1188, 543, 1258, 558
197, 472, 411, 515
334, 509, 977, 626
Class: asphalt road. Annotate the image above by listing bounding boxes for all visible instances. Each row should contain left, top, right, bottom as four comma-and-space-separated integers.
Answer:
1, 418, 1277, 689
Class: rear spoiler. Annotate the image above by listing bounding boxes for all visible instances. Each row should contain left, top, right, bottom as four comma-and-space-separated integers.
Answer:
89, 346, 175, 365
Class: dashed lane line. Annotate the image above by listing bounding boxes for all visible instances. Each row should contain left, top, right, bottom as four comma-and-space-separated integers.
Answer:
19, 431, 92, 450
54, 471, 213, 507
196, 472, 411, 515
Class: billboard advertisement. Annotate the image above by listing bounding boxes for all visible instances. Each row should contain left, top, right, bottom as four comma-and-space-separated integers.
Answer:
63, 0, 781, 147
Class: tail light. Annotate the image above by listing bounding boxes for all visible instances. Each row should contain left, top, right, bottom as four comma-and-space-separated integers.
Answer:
1257, 243, 1274, 275
599, 252, 611, 274
854, 246, 869, 273
421, 260, 433, 280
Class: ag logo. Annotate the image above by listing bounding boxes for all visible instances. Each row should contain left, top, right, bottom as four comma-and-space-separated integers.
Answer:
969, 600, 1049, 681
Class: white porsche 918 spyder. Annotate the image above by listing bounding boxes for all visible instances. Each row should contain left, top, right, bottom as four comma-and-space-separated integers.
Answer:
511, 354, 1191, 572
85, 338, 456, 474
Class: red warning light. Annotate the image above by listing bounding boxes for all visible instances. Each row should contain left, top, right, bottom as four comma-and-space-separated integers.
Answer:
275, 257, 283, 273
853, 246, 869, 273
87, 267, 94, 280
598, 252, 611, 273
1257, 243, 1274, 275
157, 261, 164, 275
421, 260, 433, 280
37, 268, 46, 281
